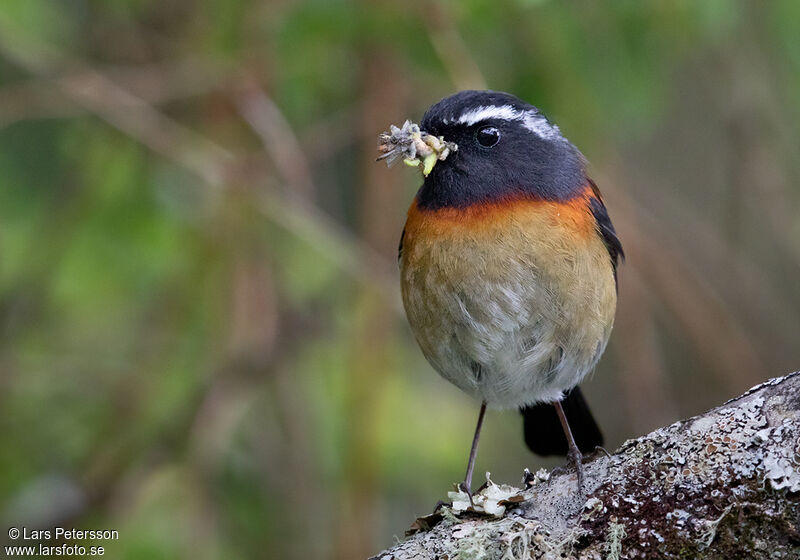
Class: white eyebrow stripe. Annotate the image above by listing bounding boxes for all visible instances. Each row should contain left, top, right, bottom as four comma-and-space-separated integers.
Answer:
452, 105, 524, 126
522, 112, 562, 140
445, 104, 563, 141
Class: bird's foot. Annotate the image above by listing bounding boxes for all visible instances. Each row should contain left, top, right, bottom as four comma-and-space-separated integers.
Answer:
457, 481, 474, 507
593, 445, 612, 458
457, 479, 489, 508
568, 447, 586, 494
549, 449, 587, 495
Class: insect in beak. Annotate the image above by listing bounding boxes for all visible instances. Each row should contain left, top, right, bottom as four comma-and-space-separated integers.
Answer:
377, 120, 457, 177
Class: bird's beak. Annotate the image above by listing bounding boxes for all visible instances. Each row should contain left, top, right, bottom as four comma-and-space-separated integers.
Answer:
377, 120, 457, 177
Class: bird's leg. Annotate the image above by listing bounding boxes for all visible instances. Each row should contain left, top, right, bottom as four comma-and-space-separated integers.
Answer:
554, 400, 585, 493
459, 402, 487, 506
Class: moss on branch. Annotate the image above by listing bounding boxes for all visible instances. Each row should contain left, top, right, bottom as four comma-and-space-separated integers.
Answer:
370, 373, 800, 559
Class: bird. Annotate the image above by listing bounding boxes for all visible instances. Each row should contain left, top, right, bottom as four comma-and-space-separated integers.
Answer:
378, 90, 623, 499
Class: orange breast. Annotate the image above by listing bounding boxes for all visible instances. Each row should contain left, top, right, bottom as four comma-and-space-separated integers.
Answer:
398, 185, 617, 408
403, 187, 598, 245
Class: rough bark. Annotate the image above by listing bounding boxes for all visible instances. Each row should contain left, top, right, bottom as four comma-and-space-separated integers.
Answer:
370, 372, 800, 559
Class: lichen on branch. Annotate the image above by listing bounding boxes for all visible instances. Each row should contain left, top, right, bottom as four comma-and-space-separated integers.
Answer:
370, 372, 800, 560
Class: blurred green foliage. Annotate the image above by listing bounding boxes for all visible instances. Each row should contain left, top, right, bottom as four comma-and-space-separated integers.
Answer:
1, 1, 799, 558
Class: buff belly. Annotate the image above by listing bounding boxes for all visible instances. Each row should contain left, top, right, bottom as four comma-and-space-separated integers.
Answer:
400, 194, 617, 409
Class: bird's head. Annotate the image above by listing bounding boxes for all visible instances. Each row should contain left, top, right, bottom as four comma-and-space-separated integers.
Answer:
379, 90, 586, 210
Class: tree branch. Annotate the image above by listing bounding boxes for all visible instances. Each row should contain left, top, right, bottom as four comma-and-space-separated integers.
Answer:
371, 372, 800, 559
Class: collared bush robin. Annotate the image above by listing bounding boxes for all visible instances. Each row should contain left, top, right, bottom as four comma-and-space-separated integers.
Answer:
379, 90, 623, 498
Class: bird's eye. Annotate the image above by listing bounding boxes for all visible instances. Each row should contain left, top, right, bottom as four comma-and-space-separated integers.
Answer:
476, 126, 500, 147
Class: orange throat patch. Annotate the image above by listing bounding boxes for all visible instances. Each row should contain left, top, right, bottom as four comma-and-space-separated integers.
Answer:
403, 185, 598, 244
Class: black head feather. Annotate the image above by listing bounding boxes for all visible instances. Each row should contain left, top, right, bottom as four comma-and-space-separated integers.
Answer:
416, 90, 586, 210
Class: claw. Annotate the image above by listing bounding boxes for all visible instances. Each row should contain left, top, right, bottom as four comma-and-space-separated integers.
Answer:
594, 445, 612, 459
458, 481, 475, 508
567, 446, 586, 495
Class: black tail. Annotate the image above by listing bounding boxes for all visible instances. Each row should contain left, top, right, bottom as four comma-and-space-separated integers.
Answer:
521, 387, 603, 456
